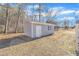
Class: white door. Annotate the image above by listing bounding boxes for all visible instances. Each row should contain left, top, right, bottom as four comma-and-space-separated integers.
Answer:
36, 25, 42, 37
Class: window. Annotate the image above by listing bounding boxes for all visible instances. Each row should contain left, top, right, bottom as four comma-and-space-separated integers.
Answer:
48, 26, 51, 30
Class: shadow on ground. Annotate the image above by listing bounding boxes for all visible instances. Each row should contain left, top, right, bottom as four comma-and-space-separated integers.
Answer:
0, 35, 34, 49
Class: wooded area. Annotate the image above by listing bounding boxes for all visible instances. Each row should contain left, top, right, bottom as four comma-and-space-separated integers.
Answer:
0, 4, 25, 33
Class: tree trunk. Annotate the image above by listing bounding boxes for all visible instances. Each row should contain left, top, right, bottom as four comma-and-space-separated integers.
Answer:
15, 5, 20, 33
4, 4, 9, 34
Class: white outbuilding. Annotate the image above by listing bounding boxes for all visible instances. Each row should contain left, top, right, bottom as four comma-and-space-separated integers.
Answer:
24, 21, 54, 39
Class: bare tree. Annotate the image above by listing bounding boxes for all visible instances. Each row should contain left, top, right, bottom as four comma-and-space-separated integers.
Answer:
3, 4, 9, 34
15, 4, 21, 33
47, 8, 62, 31
15, 4, 26, 33
47, 8, 60, 24
0, 5, 6, 33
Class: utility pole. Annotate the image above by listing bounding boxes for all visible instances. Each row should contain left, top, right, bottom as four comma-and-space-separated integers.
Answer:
38, 3, 41, 22
64, 17, 68, 29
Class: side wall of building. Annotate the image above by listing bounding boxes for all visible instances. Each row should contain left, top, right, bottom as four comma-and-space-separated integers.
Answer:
31, 24, 36, 38
24, 22, 32, 37
41, 25, 54, 36
32, 24, 54, 38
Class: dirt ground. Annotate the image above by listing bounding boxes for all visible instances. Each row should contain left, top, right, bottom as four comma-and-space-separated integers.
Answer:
0, 29, 76, 56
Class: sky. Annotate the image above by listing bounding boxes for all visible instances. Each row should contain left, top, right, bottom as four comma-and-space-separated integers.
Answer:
10, 3, 79, 27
